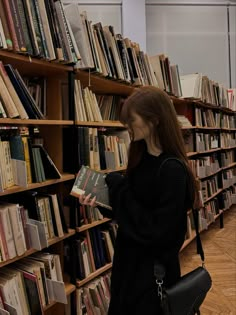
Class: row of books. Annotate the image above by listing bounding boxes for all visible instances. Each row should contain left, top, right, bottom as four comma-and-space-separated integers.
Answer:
195, 107, 220, 128
0, 0, 80, 64
195, 107, 236, 129
96, 95, 124, 121
222, 169, 236, 190
64, 4, 183, 96
200, 176, 220, 202
74, 80, 103, 123
0, 253, 67, 314
74, 80, 125, 123
189, 154, 220, 179
76, 272, 111, 315
221, 151, 235, 167
0, 194, 67, 262
0, 131, 61, 192
74, 223, 117, 280
184, 130, 236, 156
0, 61, 44, 119
220, 133, 236, 148
197, 185, 236, 231
220, 186, 236, 210
63, 127, 130, 172
180, 73, 236, 110
78, 204, 104, 227
195, 133, 219, 152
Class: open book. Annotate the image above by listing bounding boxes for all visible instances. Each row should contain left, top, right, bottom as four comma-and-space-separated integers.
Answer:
70, 165, 111, 210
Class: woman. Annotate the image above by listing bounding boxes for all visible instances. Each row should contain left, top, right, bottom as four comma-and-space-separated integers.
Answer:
80, 86, 198, 315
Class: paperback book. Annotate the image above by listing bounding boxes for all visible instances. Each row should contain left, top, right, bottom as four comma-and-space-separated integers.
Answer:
70, 165, 111, 210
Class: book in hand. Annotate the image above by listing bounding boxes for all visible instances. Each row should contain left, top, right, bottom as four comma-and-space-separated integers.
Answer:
70, 165, 111, 210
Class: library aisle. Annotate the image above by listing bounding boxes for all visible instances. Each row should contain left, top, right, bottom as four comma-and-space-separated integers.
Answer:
180, 207, 236, 314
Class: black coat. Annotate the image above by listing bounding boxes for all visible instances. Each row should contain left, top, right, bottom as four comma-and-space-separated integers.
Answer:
102, 153, 190, 315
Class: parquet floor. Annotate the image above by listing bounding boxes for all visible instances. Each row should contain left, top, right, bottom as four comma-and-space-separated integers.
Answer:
180, 206, 236, 314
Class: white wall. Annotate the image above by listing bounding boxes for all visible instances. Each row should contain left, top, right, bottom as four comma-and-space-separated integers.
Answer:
122, 0, 146, 51
62, 1, 122, 34
146, 4, 231, 87
230, 6, 236, 88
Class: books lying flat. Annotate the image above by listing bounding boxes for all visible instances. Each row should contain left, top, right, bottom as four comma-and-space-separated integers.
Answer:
70, 165, 111, 210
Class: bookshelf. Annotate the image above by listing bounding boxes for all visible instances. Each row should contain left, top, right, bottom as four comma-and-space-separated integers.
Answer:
174, 98, 236, 233
0, 51, 76, 314
70, 68, 236, 313
0, 2, 235, 313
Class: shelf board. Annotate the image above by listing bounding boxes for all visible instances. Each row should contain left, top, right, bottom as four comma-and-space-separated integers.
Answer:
0, 229, 75, 268
198, 168, 222, 180
195, 126, 220, 130
74, 120, 124, 128
100, 166, 127, 173
0, 118, 74, 125
0, 50, 73, 76
204, 188, 223, 203
77, 218, 111, 232
75, 70, 134, 96
43, 282, 76, 311
222, 162, 236, 170
187, 151, 198, 157
0, 174, 75, 196
77, 263, 112, 287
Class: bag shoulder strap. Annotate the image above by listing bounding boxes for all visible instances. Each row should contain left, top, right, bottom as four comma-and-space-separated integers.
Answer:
157, 157, 205, 263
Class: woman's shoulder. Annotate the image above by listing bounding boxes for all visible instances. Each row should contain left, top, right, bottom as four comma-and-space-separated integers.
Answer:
158, 154, 186, 175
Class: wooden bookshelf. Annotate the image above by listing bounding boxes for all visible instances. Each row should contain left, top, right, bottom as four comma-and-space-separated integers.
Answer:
74, 120, 124, 127
76, 69, 134, 96
77, 263, 112, 287
0, 50, 73, 77
0, 33, 76, 314
43, 283, 76, 312
0, 229, 75, 268
0, 174, 75, 196
0, 118, 74, 125
76, 218, 111, 232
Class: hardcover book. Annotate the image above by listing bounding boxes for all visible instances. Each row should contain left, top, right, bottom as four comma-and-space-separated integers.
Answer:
70, 165, 111, 210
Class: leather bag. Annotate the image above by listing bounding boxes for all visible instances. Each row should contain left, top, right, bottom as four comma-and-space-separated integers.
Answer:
154, 159, 212, 315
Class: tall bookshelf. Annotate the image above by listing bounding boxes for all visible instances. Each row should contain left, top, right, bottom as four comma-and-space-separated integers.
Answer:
0, 50, 76, 315
174, 98, 236, 236
1, 50, 235, 313
71, 69, 236, 311
71, 70, 133, 294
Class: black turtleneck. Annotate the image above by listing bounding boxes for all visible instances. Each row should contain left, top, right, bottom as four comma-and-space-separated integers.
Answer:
102, 152, 189, 315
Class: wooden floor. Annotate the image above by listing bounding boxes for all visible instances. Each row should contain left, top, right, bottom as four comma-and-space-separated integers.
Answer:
180, 206, 236, 314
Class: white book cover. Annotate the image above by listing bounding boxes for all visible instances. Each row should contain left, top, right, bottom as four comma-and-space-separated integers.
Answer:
27, 218, 48, 249
46, 279, 67, 304
25, 222, 41, 250
0, 205, 16, 259
180, 73, 202, 99
7, 203, 27, 256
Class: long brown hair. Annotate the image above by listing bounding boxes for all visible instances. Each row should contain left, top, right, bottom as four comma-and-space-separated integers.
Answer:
120, 86, 198, 206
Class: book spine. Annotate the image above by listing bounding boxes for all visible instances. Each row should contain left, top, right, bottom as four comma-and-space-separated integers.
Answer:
8, 0, 27, 52
0, 208, 16, 259
54, 0, 76, 63
0, 212, 9, 260
0, 0, 13, 49
33, 0, 49, 59
16, 0, 34, 55
1, 0, 20, 51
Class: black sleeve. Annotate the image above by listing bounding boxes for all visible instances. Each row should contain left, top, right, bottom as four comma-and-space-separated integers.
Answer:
97, 172, 125, 219
107, 160, 188, 248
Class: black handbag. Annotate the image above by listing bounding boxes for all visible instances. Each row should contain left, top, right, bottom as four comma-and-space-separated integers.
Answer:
154, 208, 212, 315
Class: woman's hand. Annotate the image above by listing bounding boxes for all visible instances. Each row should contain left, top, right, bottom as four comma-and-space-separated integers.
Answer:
79, 193, 97, 207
